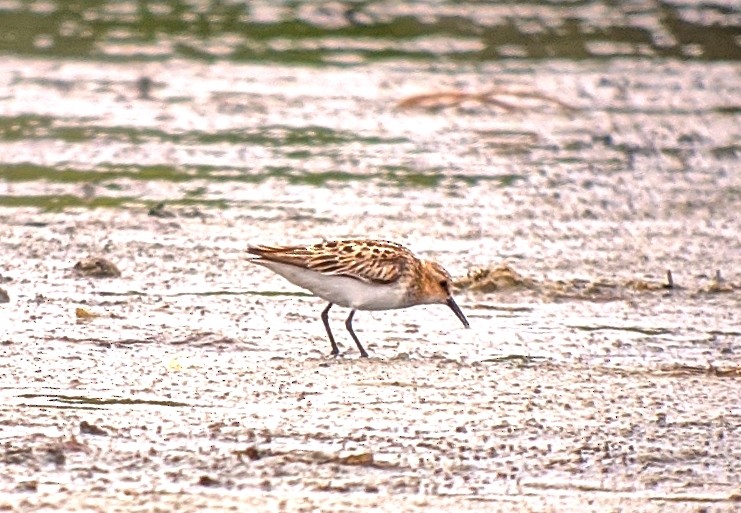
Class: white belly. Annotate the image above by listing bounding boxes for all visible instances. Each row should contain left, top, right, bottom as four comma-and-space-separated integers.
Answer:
255, 260, 408, 310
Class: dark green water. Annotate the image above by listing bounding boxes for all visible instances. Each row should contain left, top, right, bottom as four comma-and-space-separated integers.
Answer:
1, 0, 739, 61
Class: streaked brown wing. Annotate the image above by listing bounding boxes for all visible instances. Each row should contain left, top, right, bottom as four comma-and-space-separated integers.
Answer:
306, 248, 405, 284
248, 240, 410, 284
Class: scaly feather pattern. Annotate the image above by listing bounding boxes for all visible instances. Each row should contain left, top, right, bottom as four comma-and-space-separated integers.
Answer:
248, 239, 418, 284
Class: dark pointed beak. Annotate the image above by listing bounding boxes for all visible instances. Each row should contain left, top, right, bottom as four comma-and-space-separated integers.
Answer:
446, 297, 470, 328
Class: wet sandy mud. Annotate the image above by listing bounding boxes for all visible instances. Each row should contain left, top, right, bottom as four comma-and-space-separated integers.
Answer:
1, 1, 740, 511
1, 204, 738, 512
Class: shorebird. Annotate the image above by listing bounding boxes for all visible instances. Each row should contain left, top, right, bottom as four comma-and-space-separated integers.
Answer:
248, 239, 469, 357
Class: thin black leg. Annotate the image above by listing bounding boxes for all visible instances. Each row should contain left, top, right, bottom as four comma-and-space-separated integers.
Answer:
345, 309, 369, 358
321, 303, 339, 356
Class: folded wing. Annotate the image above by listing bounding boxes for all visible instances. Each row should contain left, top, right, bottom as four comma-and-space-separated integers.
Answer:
248, 240, 410, 284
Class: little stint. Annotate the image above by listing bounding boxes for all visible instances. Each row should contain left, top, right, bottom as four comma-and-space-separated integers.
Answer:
248, 239, 469, 357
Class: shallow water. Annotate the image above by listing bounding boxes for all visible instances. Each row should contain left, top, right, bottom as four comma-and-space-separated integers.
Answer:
1, 1, 740, 512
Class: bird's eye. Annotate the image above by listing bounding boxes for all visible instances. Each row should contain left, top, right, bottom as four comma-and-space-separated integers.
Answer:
439, 279, 448, 289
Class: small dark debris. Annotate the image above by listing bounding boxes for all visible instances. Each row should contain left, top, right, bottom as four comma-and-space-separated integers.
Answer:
137, 76, 153, 99
16, 481, 38, 493
197, 475, 220, 487
0, 287, 8, 303
148, 202, 176, 218
0, 274, 11, 283
73, 257, 121, 278
339, 452, 374, 466
80, 420, 108, 436
235, 445, 261, 461
44, 447, 65, 466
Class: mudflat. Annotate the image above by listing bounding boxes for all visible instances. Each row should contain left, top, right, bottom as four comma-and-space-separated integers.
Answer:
1, 1, 739, 511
